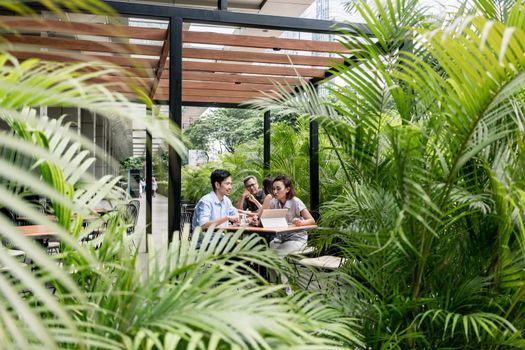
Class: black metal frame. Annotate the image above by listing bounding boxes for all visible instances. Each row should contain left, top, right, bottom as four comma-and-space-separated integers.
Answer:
218, 0, 228, 11
20, 1, 370, 244
105, 1, 371, 36
146, 125, 152, 251
263, 110, 270, 174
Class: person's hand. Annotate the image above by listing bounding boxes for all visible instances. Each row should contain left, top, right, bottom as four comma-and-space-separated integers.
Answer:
228, 216, 240, 224
242, 190, 250, 198
246, 194, 258, 204
292, 218, 302, 226
248, 215, 258, 225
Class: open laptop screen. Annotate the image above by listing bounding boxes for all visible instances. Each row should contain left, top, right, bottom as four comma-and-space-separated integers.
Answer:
260, 209, 288, 228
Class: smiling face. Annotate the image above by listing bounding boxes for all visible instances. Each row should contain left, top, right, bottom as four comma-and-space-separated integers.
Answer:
272, 180, 289, 203
215, 176, 233, 197
244, 178, 259, 195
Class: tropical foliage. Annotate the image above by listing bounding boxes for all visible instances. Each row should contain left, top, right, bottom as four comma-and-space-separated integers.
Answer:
250, 0, 525, 347
0, 0, 363, 348
182, 119, 346, 207
119, 156, 145, 177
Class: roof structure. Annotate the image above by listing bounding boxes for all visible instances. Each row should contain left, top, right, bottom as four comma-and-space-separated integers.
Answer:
1, 14, 347, 105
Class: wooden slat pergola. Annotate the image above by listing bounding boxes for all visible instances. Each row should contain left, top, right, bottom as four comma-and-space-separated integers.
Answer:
0, 14, 347, 104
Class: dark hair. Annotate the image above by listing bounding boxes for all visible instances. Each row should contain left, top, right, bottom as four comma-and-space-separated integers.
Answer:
262, 176, 272, 195
211, 169, 231, 191
243, 175, 257, 185
272, 175, 295, 200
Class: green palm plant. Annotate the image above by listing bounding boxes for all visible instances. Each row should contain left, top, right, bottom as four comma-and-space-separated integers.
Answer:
183, 119, 346, 208
250, 0, 525, 347
0, 1, 364, 348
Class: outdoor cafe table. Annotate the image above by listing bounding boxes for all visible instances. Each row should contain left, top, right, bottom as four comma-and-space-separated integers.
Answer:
223, 224, 318, 235
17, 213, 100, 222
17, 225, 57, 240
222, 224, 318, 280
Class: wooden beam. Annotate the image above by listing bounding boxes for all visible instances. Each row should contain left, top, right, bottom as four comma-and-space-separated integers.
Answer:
109, 67, 156, 78
183, 31, 349, 53
180, 95, 261, 104
90, 76, 152, 90
0, 15, 166, 40
182, 61, 325, 77
150, 30, 170, 99
183, 88, 267, 98
99, 83, 149, 94
179, 71, 304, 85
4, 35, 162, 56
155, 95, 258, 104
182, 47, 342, 67
91, 76, 153, 88
181, 80, 278, 91
10, 50, 157, 68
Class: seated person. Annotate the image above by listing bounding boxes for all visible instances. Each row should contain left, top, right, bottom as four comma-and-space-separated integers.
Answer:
260, 176, 273, 209
235, 175, 265, 212
192, 169, 239, 234
262, 175, 315, 256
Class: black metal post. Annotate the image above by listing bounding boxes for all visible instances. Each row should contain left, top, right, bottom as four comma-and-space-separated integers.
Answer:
145, 125, 152, 252
168, 16, 183, 242
309, 117, 319, 216
218, 0, 228, 11
263, 110, 270, 174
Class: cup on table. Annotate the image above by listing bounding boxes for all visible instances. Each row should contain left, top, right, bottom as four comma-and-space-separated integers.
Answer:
240, 213, 247, 227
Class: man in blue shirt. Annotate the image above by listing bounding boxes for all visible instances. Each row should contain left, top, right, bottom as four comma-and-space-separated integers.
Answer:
192, 169, 239, 233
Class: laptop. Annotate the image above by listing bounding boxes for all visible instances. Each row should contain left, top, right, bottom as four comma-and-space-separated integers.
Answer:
260, 209, 289, 228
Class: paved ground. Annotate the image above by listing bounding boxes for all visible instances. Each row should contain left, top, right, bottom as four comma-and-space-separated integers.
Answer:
135, 194, 169, 252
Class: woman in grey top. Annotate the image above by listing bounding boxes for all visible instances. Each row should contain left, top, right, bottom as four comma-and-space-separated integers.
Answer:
265, 175, 315, 256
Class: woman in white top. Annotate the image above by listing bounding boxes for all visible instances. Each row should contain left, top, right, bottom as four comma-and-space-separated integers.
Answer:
264, 175, 315, 255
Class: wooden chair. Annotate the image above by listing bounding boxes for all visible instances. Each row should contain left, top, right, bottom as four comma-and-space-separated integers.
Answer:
180, 204, 195, 235
47, 241, 60, 255
298, 255, 346, 290
125, 200, 140, 235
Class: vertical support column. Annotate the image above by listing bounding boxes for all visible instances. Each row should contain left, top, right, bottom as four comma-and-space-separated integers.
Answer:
168, 16, 183, 242
218, 0, 228, 10
309, 118, 319, 216
263, 110, 270, 174
77, 107, 81, 136
145, 111, 153, 253
93, 112, 97, 177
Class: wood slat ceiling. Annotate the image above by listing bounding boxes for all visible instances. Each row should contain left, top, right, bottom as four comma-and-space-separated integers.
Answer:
0, 14, 347, 104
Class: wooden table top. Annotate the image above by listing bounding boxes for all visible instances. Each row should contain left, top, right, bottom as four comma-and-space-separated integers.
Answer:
223, 224, 317, 234
17, 213, 100, 221
17, 225, 57, 238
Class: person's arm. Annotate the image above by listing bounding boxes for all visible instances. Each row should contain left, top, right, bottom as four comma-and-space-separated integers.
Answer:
246, 193, 262, 210
235, 190, 249, 210
215, 201, 239, 227
202, 216, 237, 229
197, 200, 239, 229
257, 195, 273, 217
292, 208, 315, 226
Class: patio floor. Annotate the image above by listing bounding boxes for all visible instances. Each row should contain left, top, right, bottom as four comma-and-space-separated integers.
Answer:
136, 194, 168, 252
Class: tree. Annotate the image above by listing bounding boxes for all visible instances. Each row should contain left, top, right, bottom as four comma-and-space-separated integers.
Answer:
119, 156, 144, 177
184, 108, 299, 154
185, 108, 262, 153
